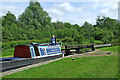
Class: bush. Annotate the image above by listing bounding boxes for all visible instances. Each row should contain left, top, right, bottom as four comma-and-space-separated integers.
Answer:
111, 39, 119, 43
62, 37, 74, 45
94, 40, 104, 45
83, 40, 104, 45
2, 43, 11, 50
2, 39, 53, 50
83, 41, 91, 44
40, 38, 50, 43
2, 40, 33, 50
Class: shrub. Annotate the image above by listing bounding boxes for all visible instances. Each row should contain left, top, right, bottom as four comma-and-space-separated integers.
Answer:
94, 40, 104, 45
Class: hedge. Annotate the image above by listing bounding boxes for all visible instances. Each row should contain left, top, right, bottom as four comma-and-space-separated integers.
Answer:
2, 39, 50, 50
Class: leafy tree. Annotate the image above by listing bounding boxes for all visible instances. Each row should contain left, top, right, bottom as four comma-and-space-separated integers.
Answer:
2, 1, 119, 45
62, 37, 74, 45
96, 16, 119, 37
18, 1, 51, 30
2, 11, 17, 27
2, 11, 19, 41
93, 27, 114, 43
82, 21, 94, 41
74, 34, 84, 44
53, 21, 64, 29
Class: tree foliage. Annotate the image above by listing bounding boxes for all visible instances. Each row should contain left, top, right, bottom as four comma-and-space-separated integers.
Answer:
2, 1, 119, 45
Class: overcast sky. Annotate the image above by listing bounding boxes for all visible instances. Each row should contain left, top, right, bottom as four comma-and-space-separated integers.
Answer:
1, 0, 119, 26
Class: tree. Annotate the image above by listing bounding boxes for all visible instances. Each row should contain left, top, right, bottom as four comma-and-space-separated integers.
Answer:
2, 1, 118, 45
18, 1, 51, 30
17, 1, 52, 40
2, 11, 17, 27
62, 37, 74, 45
2, 11, 19, 41
93, 27, 114, 43
54, 21, 64, 29
74, 34, 84, 44
96, 16, 119, 35
82, 21, 94, 41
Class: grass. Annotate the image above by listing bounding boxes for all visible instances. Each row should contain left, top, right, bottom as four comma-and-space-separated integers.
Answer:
83, 40, 104, 45
0, 48, 14, 58
99, 46, 118, 54
2, 45, 119, 78
89, 46, 119, 55
3, 56, 118, 78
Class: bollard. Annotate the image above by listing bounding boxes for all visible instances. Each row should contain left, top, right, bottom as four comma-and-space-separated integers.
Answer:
62, 53, 64, 57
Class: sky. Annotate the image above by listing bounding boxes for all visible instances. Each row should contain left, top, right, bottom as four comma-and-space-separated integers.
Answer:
0, 0, 119, 26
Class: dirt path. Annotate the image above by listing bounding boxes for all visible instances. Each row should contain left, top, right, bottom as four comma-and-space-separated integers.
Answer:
70, 54, 109, 58
69, 49, 118, 58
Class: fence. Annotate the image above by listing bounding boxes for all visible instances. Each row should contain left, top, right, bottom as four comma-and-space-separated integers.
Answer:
62, 44, 111, 55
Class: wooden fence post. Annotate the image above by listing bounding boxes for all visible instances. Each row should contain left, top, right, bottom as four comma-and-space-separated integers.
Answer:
65, 44, 70, 55
65, 44, 68, 50
92, 44, 95, 51
75, 48, 80, 54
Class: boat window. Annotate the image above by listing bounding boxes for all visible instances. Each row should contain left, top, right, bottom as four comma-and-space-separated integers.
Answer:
33, 45, 40, 56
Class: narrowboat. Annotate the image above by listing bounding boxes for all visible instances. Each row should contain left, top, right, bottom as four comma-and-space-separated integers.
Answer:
14, 43, 63, 58
0, 42, 64, 72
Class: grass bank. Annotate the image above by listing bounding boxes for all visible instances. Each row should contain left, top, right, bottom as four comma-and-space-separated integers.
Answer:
3, 55, 118, 78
